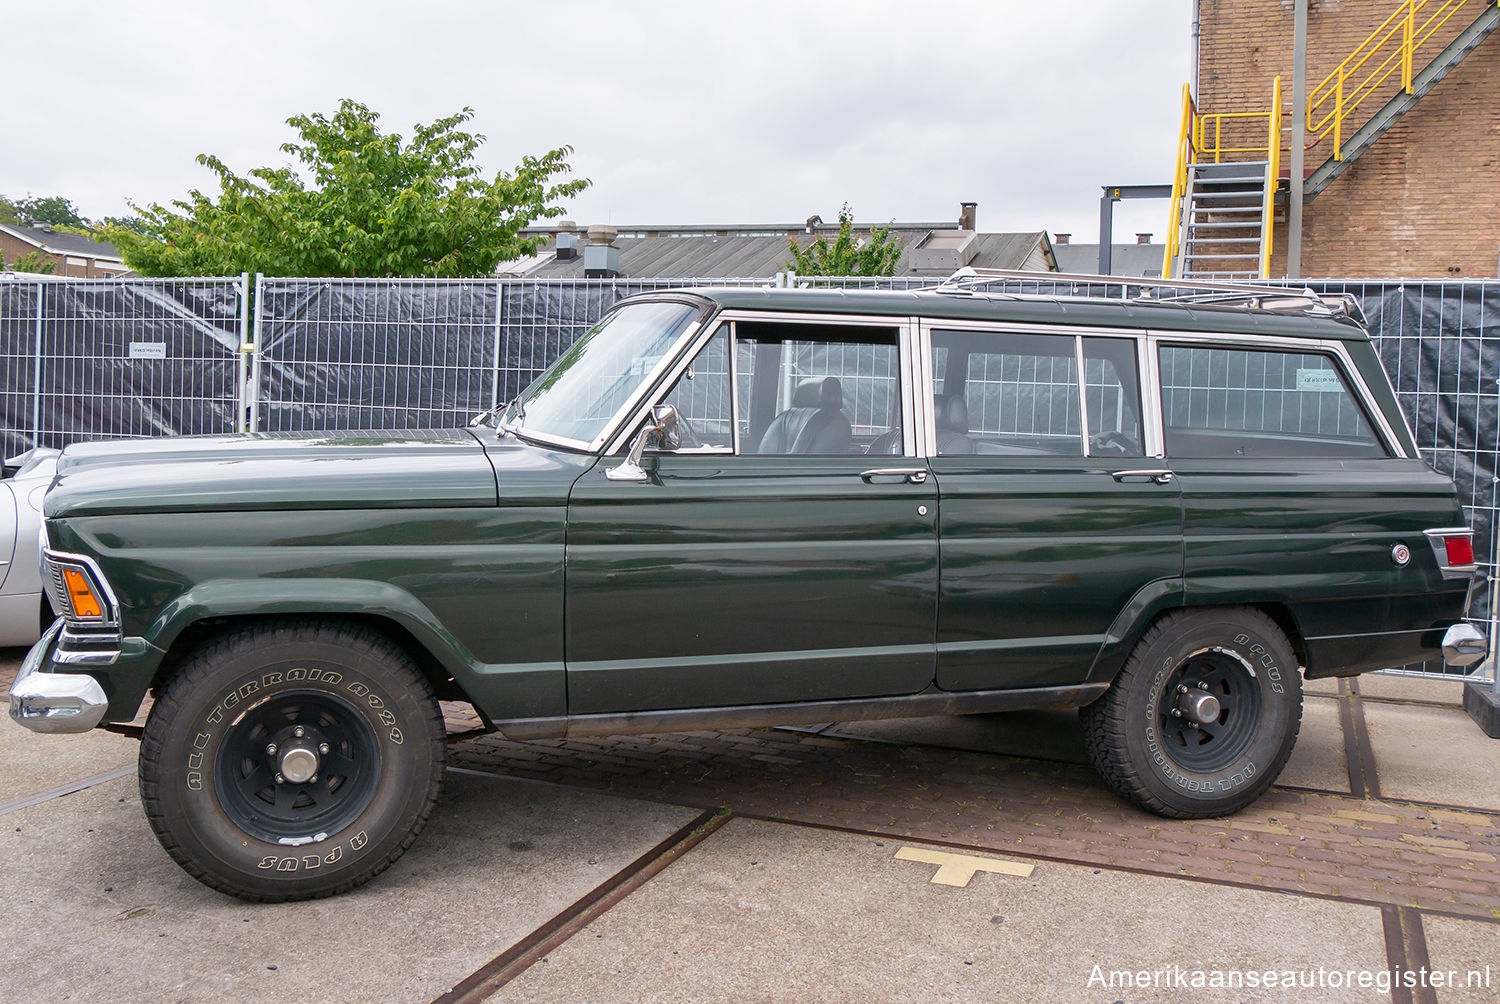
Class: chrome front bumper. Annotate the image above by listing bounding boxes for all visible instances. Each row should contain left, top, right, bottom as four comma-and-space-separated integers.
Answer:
1442, 622, 1488, 668
8, 620, 108, 733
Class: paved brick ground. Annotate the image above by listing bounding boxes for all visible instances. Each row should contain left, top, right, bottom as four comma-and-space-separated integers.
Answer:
448, 725, 1500, 921
8, 656, 1498, 921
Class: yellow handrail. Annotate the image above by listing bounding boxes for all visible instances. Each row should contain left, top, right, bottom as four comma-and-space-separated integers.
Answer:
1307, 0, 1485, 160
1260, 76, 1283, 279
1162, 83, 1196, 279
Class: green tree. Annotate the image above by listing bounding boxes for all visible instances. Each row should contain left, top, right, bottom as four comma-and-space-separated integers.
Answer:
17, 196, 89, 228
104, 99, 589, 277
784, 204, 903, 277
9, 250, 57, 274
0, 197, 19, 226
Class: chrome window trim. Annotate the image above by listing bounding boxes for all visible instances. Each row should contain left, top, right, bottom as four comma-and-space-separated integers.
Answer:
1147, 330, 1408, 460
728, 320, 742, 456
604, 311, 914, 458
1141, 335, 1166, 458
897, 319, 919, 458
1074, 335, 1091, 457
914, 319, 937, 457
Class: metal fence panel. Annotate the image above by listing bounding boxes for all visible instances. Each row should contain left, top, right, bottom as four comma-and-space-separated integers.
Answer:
0, 275, 246, 456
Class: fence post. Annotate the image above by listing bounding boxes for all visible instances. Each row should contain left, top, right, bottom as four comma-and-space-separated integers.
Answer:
30, 282, 45, 449
235, 272, 251, 433
490, 279, 505, 411
248, 273, 264, 432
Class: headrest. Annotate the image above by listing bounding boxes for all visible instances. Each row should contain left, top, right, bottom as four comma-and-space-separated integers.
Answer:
935, 393, 969, 434
791, 376, 844, 411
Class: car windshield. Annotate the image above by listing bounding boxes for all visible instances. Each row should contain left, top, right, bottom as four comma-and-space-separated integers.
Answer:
509, 300, 702, 447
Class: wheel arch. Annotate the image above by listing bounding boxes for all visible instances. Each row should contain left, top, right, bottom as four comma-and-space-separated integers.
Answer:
148, 606, 484, 724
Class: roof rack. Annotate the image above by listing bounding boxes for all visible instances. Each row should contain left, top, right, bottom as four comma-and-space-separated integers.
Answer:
933, 267, 1359, 320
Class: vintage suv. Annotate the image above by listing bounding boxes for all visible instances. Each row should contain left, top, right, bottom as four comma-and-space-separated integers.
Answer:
9, 273, 1487, 901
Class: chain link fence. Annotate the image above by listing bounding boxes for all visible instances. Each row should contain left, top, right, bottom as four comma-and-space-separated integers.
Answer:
2, 271, 1496, 676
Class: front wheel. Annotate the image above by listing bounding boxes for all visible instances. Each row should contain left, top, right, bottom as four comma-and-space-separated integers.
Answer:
1081, 608, 1303, 818
139, 621, 445, 901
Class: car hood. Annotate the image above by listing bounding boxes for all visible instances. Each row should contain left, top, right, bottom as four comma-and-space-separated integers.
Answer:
45, 429, 595, 518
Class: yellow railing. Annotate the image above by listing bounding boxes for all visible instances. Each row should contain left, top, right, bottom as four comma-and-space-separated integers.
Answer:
1163, 78, 1283, 279
1162, 84, 1196, 278
1308, 0, 1485, 159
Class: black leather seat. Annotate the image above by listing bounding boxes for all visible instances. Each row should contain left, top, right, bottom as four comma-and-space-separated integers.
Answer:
756, 377, 852, 454
934, 394, 974, 454
866, 392, 973, 455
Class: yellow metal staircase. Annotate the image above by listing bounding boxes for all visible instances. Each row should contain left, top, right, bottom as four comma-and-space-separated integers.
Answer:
1164, 0, 1499, 278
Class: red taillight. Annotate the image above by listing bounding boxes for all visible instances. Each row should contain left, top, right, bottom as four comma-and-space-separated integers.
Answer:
1444, 535, 1475, 568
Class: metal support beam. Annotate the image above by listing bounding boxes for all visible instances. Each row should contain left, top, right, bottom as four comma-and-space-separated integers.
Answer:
1097, 185, 1173, 274
1287, 0, 1308, 278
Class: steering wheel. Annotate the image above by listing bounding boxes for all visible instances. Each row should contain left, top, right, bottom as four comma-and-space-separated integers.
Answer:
1090, 430, 1141, 457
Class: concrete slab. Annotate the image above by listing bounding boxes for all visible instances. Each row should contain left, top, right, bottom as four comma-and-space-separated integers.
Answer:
1422, 914, 1500, 1003
825, 709, 1089, 765
1303, 674, 1341, 697
0, 711, 139, 807
1359, 672, 1467, 707
495, 817, 1390, 1003
1277, 695, 1351, 793
0, 770, 698, 1002
1364, 701, 1500, 810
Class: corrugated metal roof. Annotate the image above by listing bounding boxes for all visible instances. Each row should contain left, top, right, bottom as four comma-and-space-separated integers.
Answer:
519, 229, 1055, 279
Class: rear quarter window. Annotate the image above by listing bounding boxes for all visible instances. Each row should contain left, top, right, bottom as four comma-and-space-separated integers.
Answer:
1159, 344, 1387, 459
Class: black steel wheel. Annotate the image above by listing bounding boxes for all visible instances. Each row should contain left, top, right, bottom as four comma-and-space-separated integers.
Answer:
140, 620, 445, 901
1081, 607, 1303, 818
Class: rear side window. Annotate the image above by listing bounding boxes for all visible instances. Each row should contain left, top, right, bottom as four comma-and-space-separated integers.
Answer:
1159, 345, 1386, 458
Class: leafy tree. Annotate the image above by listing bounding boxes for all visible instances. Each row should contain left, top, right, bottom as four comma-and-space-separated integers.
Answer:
103, 99, 588, 278
0, 197, 19, 226
17, 196, 89, 228
9, 250, 57, 274
784, 204, 903, 277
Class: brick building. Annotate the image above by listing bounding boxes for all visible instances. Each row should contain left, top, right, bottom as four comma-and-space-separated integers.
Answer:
0, 223, 127, 277
1189, 0, 1499, 277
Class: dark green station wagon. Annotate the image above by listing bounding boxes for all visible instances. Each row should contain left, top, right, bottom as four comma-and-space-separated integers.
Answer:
10, 274, 1486, 900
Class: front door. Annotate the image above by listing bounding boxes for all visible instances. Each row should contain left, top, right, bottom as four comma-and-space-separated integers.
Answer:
565, 317, 938, 714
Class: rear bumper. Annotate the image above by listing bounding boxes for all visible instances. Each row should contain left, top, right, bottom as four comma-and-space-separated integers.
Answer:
7, 620, 109, 733
1442, 622, 1488, 668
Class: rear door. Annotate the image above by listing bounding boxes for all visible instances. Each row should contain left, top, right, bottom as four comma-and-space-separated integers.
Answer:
926, 323, 1184, 691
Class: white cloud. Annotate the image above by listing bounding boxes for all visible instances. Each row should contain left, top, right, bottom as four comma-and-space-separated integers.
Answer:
4, 0, 1190, 240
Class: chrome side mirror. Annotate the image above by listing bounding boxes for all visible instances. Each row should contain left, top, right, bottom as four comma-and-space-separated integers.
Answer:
607, 404, 683, 482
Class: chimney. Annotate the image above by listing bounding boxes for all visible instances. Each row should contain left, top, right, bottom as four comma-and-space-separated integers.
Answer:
1136, 233, 1153, 245
805, 214, 823, 233
554, 220, 579, 260
1054, 233, 1071, 245
32, 222, 54, 233
958, 202, 977, 231
584, 225, 620, 277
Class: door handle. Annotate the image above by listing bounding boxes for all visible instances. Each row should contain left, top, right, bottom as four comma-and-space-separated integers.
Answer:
861, 468, 929, 485
1111, 469, 1174, 485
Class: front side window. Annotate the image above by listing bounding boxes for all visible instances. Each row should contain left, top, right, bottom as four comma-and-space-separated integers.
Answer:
1159, 344, 1386, 458
645, 319, 907, 457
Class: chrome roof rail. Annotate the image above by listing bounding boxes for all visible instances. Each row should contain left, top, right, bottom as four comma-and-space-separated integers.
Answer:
932, 267, 1358, 319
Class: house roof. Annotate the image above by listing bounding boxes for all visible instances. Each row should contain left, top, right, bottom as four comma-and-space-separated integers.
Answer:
0, 224, 123, 262
515, 227, 1058, 279
1052, 242, 1165, 278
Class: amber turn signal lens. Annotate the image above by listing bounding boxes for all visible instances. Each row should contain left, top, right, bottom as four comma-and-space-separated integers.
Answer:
61, 567, 104, 619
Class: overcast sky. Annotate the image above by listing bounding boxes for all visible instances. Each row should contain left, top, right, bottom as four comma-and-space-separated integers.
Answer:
5, 1, 1191, 247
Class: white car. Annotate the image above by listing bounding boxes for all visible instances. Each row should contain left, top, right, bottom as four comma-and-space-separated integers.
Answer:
0, 448, 59, 646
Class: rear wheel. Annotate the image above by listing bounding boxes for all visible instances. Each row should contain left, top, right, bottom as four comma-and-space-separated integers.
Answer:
139, 620, 445, 901
1081, 607, 1302, 818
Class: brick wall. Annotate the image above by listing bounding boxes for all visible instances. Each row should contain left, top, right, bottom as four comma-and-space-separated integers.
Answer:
1197, 0, 1500, 277
0, 232, 127, 277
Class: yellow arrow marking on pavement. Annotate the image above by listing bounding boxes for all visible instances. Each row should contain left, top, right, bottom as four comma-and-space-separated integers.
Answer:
893, 846, 1035, 887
